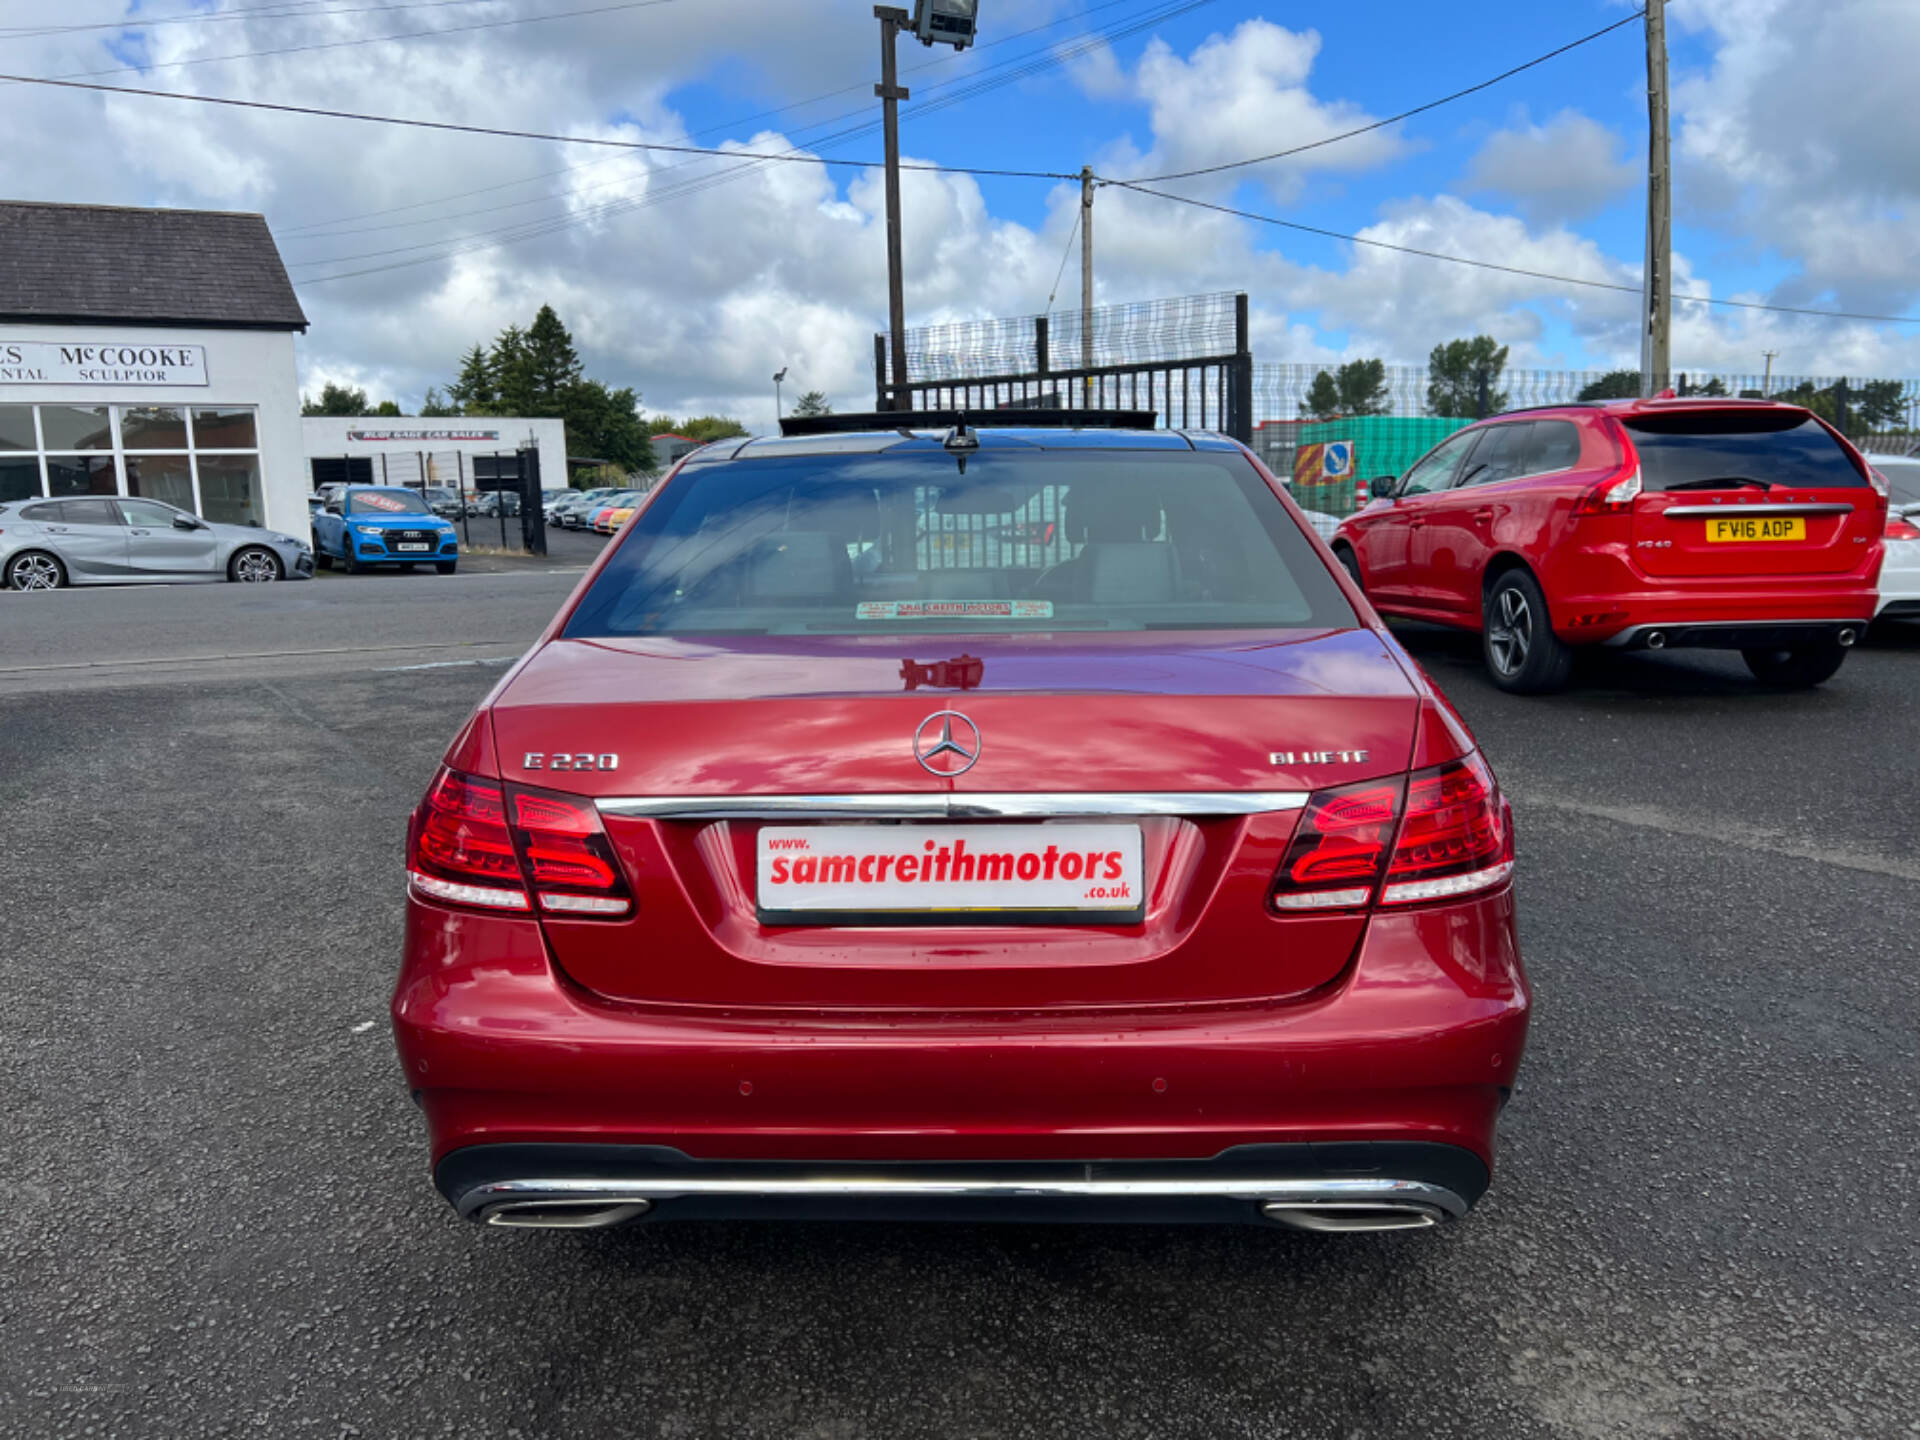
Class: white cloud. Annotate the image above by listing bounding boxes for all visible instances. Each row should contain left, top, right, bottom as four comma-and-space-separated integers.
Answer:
1465, 110, 1639, 224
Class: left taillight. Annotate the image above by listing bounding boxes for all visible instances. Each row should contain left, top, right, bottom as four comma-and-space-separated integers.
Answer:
1886, 514, 1920, 541
407, 767, 632, 918
1270, 752, 1514, 912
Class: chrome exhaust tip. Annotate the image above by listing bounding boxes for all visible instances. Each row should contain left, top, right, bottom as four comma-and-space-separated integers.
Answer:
1837, 627, 1858, 647
482, 1198, 652, 1229
1260, 1201, 1445, 1233
1645, 630, 1667, 650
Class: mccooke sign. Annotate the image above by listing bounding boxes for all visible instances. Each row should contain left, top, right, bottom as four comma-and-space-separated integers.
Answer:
0, 340, 208, 387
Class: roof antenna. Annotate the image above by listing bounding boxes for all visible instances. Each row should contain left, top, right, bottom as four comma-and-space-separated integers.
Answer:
943, 411, 978, 473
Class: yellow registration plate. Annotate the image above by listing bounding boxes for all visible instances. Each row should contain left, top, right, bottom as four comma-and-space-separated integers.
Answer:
1705, 515, 1806, 543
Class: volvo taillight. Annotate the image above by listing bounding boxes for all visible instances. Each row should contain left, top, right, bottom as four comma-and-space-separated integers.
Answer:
407, 768, 632, 918
1574, 462, 1642, 516
1271, 754, 1513, 912
1886, 514, 1920, 541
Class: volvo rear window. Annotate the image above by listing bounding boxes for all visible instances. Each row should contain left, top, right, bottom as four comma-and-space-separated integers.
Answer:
564, 448, 1356, 637
1624, 412, 1868, 490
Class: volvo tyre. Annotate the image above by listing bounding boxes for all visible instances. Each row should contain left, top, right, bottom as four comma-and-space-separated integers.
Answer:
6, 550, 66, 591
1482, 568, 1573, 694
228, 546, 284, 583
1333, 544, 1363, 591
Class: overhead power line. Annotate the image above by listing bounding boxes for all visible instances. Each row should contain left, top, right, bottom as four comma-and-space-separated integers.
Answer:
47, 0, 684, 82
1104, 181, 1920, 326
0, 70, 1080, 182
0, 0, 501, 42
1112, 10, 1647, 184
277, 0, 1184, 240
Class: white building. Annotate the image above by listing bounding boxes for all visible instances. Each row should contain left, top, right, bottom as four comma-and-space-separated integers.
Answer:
0, 200, 307, 534
301, 416, 567, 496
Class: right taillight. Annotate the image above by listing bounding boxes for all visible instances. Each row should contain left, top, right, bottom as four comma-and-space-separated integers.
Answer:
1574, 462, 1642, 516
1887, 514, 1920, 541
1271, 754, 1514, 912
407, 767, 632, 918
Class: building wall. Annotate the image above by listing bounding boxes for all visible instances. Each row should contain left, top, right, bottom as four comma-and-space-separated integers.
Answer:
0, 322, 304, 534
301, 416, 567, 493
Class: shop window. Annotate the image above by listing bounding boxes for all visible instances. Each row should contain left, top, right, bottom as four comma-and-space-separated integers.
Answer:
45, 455, 117, 496
197, 455, 264, 526
192, 407, 257, 450
125, 453, 196, 512
120, 405, 189, 450
0, 405, 36, 451
39, 405, 113, 450
0, 456, 40, 502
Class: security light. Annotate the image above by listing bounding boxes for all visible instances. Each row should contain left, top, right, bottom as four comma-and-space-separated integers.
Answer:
913, 0, 977, 50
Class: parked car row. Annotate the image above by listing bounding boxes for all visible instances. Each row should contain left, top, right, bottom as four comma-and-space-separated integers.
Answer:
1328, 395, 1894, 692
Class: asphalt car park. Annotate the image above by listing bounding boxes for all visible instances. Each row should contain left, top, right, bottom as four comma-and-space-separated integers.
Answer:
2, 570, 1914, 1438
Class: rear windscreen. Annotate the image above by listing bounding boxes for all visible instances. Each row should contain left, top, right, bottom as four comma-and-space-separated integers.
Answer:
1625, 412, 1867, 491
563, 449, 1356, 637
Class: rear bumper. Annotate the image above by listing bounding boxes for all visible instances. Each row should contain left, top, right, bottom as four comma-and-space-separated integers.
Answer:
391, 888, 1531, 1222
435, 1140, 1488, 1231
1603, 618, 1866, 651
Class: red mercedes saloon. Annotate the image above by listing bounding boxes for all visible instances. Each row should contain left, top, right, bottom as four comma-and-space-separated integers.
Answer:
1332, 397, 1888, 693
391, 416, 1530, 1233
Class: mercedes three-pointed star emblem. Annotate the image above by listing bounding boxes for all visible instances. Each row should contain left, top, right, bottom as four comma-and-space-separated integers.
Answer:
912, 710, 981, 777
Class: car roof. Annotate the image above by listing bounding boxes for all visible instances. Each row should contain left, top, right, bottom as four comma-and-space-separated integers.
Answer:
1487, 396, 1816, 423
689, 426, 1240, 463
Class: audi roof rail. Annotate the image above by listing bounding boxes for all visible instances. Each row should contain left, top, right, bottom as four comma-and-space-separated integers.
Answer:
778, 407, 1160, 437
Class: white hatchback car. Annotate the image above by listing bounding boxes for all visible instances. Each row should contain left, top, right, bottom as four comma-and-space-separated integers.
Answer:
1864, 454, 1920, 621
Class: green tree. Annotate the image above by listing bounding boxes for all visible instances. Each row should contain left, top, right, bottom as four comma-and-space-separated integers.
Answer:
1767, 377, 1906, 432
523, 304, 584, 408
1426, 336, 1510, 418
371, 399, 403, 417
301, 381, 372, 416
419, 386, 459, 418
791, 390, 833, 417
1676, 374, 1730, 398
1577, 369, 1641, 401
560, 378, 652, 472
445, 345, 495, 412
1298, 369, 1341, 420
1334, 358, 1390, 416
488, 325, 534, 414
679, 415, 750, 443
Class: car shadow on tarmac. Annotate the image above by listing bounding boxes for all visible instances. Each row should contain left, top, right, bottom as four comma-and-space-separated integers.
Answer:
1386, 617, 1917, 701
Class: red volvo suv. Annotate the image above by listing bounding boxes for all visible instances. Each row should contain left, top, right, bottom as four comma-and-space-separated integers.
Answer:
392, 415, 1530, 1233
1332, 398, 1888, 692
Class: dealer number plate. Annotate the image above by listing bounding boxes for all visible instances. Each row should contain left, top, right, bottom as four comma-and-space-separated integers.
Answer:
396, 542, 432, 552
1705, 516, 1805, 543
757, 824, 1143, 920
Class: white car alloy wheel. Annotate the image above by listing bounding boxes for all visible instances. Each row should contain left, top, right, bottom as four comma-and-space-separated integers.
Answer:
8, 551, 63, 590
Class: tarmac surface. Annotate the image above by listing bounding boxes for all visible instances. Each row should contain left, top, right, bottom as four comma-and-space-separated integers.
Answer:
2, 574, 1915, 1439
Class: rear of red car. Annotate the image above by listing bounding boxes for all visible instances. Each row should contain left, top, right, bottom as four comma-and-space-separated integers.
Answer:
391, 426, 1529, 1232
1546, 400, 1885, 662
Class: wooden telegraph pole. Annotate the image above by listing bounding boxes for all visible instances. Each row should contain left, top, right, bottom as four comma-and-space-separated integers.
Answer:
876, 6, 911, 412
1641, 0, 1672, 396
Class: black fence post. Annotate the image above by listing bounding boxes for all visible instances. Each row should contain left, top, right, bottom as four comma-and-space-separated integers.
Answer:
873, 334, 889, 412
1835, 377, 1851, 436
457, 451, 471, 548
1229, 292, 1254, 443
519, 444, 546, 556
1475, 373, 1491, 421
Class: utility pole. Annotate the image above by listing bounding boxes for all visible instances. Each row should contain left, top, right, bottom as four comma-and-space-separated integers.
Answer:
876, 7, 911, 412
1641, 0, 1672, 397
1080, 166, 1094, 408
1761, 350, 1778, 396
773, 367, 787, 420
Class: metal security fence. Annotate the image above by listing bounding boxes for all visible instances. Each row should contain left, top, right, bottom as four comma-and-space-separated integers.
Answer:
883, 292, 1920, 521
878, 293, 1253, 436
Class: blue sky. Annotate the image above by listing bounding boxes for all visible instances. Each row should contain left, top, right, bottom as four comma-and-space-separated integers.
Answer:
8, 0, 1914, 420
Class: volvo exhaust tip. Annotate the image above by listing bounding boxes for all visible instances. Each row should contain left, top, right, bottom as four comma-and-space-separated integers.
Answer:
1837, 627, 1859, 648
1260, 1201, 1446, 1233
1645, 630, 1668, 650
482, 1198, 652, 1229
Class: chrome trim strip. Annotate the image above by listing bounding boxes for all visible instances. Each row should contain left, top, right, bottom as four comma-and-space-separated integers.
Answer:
1659, 502, 1854, 517
596, 791, 1311, 820
463, 1176, 1467, 1223
1602, 618, 1861, 647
